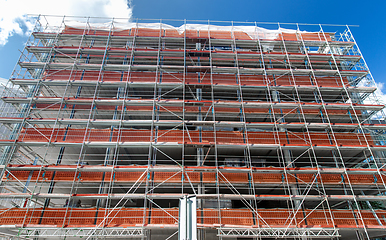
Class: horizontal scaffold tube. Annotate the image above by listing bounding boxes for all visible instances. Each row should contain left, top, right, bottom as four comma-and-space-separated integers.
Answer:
18, 62, 369, 77
1, 118, 385, 131
3, 97, 383, 111
0, 193, 386, 201
35, 28, 353, 47
0, 207, 384, 229
4, 142, 383, 150
41, 70, 351, 87
3, 165, 385, 186
16, 128, 376, 147
25, 46, 361, 62
11, 78, 376, 94
4, 164, 386, 174
45, 27, 338, 42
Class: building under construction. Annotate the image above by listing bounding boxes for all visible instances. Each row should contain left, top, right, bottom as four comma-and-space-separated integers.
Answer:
0, 16, 386, 239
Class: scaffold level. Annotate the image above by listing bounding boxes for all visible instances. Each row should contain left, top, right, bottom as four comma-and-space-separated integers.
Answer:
0, 16, 385, 240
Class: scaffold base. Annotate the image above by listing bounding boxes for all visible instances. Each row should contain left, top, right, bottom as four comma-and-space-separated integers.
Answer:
17, 227, 145, 239
217, 227, 340, 239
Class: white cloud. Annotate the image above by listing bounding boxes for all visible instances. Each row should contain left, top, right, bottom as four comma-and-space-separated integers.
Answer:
0, 0, 133, 46
364, 82, 386, 106
374, 82, 386, 104
360, 82, 386, 120
0, 77, 8, 86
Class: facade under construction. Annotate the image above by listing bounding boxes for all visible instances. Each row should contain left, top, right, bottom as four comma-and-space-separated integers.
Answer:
0, 15, 386, 239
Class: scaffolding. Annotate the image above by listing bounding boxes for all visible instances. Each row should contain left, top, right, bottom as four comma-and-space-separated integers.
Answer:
0, 15, 385, 239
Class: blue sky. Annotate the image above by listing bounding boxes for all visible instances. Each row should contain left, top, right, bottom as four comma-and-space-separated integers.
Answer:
1, 0, 385, 89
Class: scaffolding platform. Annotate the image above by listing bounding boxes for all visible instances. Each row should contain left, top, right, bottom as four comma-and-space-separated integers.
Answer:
0, 16, 385, 239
